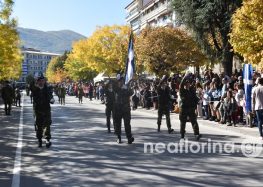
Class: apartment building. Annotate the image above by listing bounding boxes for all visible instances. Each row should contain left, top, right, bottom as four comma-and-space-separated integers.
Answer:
125, 0, 179, 33
20, 47, 60, 82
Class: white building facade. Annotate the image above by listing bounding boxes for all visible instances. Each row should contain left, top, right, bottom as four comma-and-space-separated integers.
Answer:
20, 48, 60, 82
125, 0, 179, 33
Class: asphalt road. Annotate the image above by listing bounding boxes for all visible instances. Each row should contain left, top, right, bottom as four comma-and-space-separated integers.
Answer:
1, 93, 263, 187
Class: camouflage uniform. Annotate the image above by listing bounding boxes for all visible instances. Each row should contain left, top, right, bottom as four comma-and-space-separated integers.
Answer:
179, 75, 201, 140
1, 82, 14, 115
114, 79, 134, 144
157, 79, 174, 133
31, 82, 54, 147
78, 86, 84, 104
105, 83, 115, 133
15, 88, 21, 107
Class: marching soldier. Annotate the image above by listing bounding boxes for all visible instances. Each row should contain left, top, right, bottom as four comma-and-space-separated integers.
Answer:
57, 84, 62, 104
179, 72, 202, 140
78, 84, 84, 104
114, 76, 134, 144
31, 73, 55, 148
157, 75, 174, 134
60, 84, 66, 105
105, 80, 115, 133
57, 84, 66, 105
26, 84, 30, 96
15, 87, 22, 107
1, 81, 15, 115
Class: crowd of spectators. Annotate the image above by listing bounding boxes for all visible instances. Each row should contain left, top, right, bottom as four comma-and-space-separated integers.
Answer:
52, 68, 262, 128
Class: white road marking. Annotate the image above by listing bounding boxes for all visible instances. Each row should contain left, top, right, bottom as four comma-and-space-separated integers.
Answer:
11, 93, 24, 187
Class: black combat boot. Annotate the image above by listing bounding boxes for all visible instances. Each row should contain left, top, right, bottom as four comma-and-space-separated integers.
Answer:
168, 128, 174, 134
128, 137, 134, 144
157, 125, 160, 132
46, 139, 52, 148
195, 134, 202, 141
38, 139, 42, 148
116, 135, 122, 144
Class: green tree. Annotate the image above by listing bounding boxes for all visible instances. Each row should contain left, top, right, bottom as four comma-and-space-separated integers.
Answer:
64, 59, 98, 81
46, 51, 68, 83
172, 0, 242, 75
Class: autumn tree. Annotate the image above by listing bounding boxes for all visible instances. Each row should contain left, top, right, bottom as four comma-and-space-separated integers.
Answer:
136, 27, 207, 76
230, 0, 263, 65
0, 0, 22, 81
67, 25, 131, 75
172, 0, 242, 75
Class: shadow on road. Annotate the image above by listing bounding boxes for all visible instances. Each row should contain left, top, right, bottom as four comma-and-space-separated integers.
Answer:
19, 100, 263, 187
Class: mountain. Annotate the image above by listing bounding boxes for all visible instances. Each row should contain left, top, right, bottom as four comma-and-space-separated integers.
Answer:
17, 27, 86, 54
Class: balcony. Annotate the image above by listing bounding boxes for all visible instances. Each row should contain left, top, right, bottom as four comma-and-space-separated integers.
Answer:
140, 1, 172, 27
126, 11, 140, 23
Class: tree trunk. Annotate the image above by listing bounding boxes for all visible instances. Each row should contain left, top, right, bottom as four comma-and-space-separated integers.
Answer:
222, 50, 233, 76
196, 65, 200, 75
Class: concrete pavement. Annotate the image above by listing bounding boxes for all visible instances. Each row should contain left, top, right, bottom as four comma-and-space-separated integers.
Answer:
0, 94, 263, 187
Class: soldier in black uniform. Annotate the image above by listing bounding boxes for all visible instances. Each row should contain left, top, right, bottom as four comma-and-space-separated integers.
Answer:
60, 84, 66, 105
105, 81, 115, 133
78, 84, 84, 104
15, 87, 21, 107
157, 75, 174, 133
114, 77, 134, 144
31, 73, 55, 148
179, 72, 201, 140
1, 81, 15, 115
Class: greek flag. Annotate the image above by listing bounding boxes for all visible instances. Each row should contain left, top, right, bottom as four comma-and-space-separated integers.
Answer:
243, 64, 253, 112
125, 32, 135, 85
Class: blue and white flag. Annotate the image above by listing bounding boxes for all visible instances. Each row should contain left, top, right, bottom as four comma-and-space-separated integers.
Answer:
243, 64, 253, 112
125, 32, 135, 85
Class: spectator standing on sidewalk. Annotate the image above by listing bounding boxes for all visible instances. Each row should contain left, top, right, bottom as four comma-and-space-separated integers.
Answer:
252, 77, 263, 140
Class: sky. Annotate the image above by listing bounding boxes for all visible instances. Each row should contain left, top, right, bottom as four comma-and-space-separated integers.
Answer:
13, 0, 131, 37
